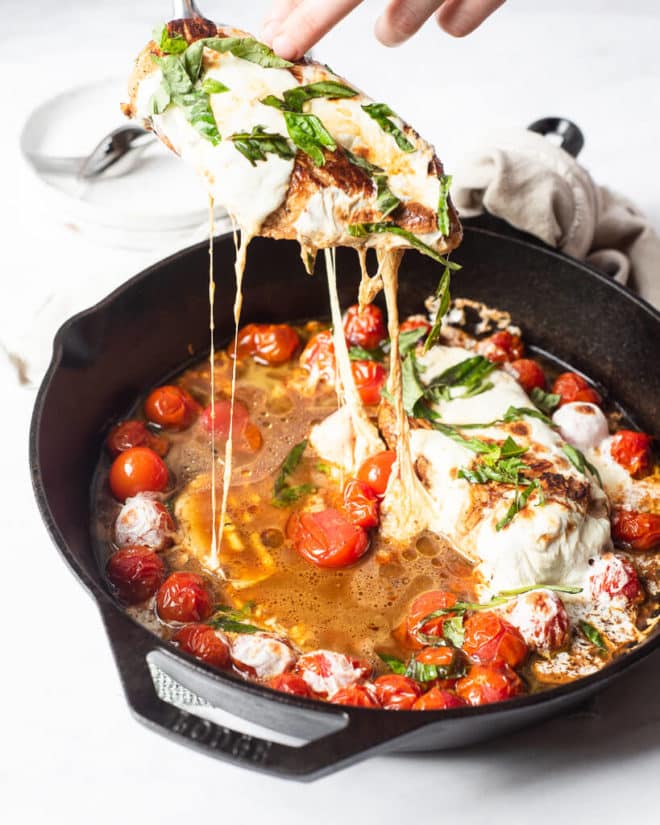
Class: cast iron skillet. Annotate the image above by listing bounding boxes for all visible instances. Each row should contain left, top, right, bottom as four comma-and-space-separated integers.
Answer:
30, 125, 660, 781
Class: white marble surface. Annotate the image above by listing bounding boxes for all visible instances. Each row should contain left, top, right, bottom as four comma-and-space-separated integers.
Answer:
1, 1, 659, 823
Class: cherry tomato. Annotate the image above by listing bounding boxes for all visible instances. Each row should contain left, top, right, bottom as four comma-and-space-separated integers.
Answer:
405, 590, 459, 648
589, 553, 644, 605
400, 316, 431, 336
412, 687, 467, 711
373, 675, 422, 710
552, 372, 602, 407
612, 510, 660, 552
108, 446, 169, 501
510, 359, 546, 393
456, 662, 524, 706
502, 590, 570, 653
331, 684, 380, 708
351, 360, 387, 406
173, 623, 230, 669
144, 385, 200, 429
343, 479, 380, 528
200, 400, 263, 452
267, 673, 313, 698
478, 330, 525, 363
415, 645, 461, 669
294, 650, 370, 696
287, 508, 370, 568
343, 304, 386, 350
462, 611, 529, 668
114, 493, 174, 551
356, 450, 397, 497
609, 430, 653, 477
299, 329, 336, 387
233, 323, 300, 365
106, 420, 169, 458
106, 545, 165, 604
156, 572, 213, 623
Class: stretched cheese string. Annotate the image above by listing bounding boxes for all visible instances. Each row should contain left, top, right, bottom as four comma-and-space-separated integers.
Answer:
357, 248, 384, 309
207, 197, 219, 568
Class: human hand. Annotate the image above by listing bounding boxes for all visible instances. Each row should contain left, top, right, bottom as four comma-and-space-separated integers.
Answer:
262, 1, 506, 60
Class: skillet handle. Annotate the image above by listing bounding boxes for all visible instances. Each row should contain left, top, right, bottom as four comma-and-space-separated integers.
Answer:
100, 605, 424, 781
527, 117, 584, 158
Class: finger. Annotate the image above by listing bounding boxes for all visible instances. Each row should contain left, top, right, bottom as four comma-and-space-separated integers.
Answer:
375, 0, 446, 47
261, 0, 301, 44
436, 0, 506, 37
271, 0, 365, 60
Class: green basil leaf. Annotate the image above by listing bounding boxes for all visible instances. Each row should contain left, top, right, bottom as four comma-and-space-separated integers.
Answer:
579, 620, 608, 652
272, 439, 316, 507
348, 345, 384, 362
282, 111, 336, 166
423, 266, 452, 352
172, 90, 222, 145
272, 483, 316, 508
183, 40, 205, 83
344, 148, 384, 176
200, 36, 294, 68
498, 584, 583, 597
361, 103, 415, 152
502, 405, 554, 427
496, 479, 541, 531
229, 125, 295, 166
207, 616, 263, 634
201, 77, 230, 95
374, 175, 401, 218
377, 652, 407, 675
347, 223, 461, 270
155, 54, 195, 95
398, 326, 427, 356
402, 353, 427, 416
442, 615, 465, 648
437, 174, 452, 236
530, 387, 561, 416
282, 81, 357, 112
153, 23, 188, 55
563, 444, 603, 486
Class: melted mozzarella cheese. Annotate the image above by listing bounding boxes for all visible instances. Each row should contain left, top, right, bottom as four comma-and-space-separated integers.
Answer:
552, 402, 609, 451
588, 437, 660, 513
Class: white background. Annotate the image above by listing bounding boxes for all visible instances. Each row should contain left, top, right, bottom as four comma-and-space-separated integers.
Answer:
1, 1, 659, 823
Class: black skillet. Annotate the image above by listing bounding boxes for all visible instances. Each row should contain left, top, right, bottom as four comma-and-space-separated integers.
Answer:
30, 120, 660, 780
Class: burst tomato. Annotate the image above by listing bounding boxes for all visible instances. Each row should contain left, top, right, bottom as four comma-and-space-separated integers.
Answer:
299, 329, 336, 386
478, 330, 525, 363
351, 360, 387, 406
267, 673, 313, 698
462, 611, 529, 668
609, 430, 653, 476
106, 546, 165, 604
108, 447, 169, 501
589, 553, 644, 605
156, 572, 213, 624
106, 420, 169, 458
510, 359, 546, 393
287, 508, 370, 568
343, 304, 386, 350
173, 623, 230, 668
200, 399, 263, 452
373, 675, 423, 710
552, 372, 602, 406
144, 385, 200, 429
456, 662, 524, 706
342, 479, 380, 528
412, 687, 466, 710
233, 323, 300, 365
331, 684, 380, 708
612, 510, 660, 552
356, 450, 397, 496
405, 590, 459, 648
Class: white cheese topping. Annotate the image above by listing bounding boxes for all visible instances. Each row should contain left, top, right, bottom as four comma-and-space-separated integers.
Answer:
552, 402, 609, 451
230, 633, 295, 679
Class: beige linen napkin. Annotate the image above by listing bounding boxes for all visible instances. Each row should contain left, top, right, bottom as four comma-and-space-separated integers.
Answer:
452, 129, 660, 309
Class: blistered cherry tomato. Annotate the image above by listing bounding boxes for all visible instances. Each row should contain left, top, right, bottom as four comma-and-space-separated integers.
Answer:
351, 360, 387, 406
552, 372, 602, 406
114, 493, 174, 551
106, 420, 169, 458
267, 673, 313, 698
415, 645, 461, 669
405, 590, 458, 648
173, 623, 230, 669
343, 304, 386, 350
502, 590, 570, 653
299, 329, 336, 387
108, 446, 169, 501
400, 316, 431, 336
478, 330, 525, 363
343, 479, 380, 528
331, 684, 380, 708
200, 400, 263, 452
144, 385, 200, 429
588, 553, 644, 605
356, 450, 397, 497
612, 510, 660, 552
462, 611, 529, 668
106, 545, 165, 604
233, 323, 300, 365
456, 663, 524, 706
412, 687, 466, 711
510, 359, 546, 393
373, 675, 423, 710
295, 650, 370, 696
610, 430, 653, 477
156, 572, 213, 623
288, 508, 370, 568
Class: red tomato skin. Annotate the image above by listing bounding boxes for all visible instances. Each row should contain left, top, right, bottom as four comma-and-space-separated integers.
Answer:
234, 323, 300, 365
351, 360, 387, 406
510, 359, 546, 393
343, 304, 386, 350
589, 553, 644, 605
173, 624, 230, 668
456, 663, 524, 706
288, 508, 370, 568
612, 510, 660, 552
106, 420, 169, 458
299, 329, 336, 386
331, 684, 380, 708
267, 673, 313, 698
552, 372, 602, 407
343, 479, 380, 528
144, 386, 200, 430
156, 572, 213, 624
610, 430, 653, 477
412, 687, 467, 711
108, 447, 169, 501
356, 451, 397, 497
478, 331, 525, 363
373, 675, 423, 710
400, 316, 431, 335
405, 590, 459, 649
462, 612, 529, 668
106, 546, 165, 604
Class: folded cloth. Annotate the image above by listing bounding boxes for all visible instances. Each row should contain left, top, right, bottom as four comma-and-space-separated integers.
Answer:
452, 129, 660, 308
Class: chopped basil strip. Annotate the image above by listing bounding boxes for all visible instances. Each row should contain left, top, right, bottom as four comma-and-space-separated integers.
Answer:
229, 125, 295, 166
563, 444, 603, 486
405, 651, 467, 682
579, 620, 608, 652
348, 345, 385, 362
361, 103, 415, 152
425, 355, 495, 400
398, 326, 427, 356
208, 603, 261, 634
402, 353, 427, 416
201, 77, 230, 95
496, 479, 542, 530
423, 266, 452, 352
442, 615, 465, 648
437, 174, 452, 236
347, 223, 461, 269
281, 81, 357, 112
377, 652, 407, 675
374, 175, 401, 218
531, 386, 561, 416
499, 584, 583, 596
198, 36, 294, 68
344, 149, 384, 176
153, 23, 188, 55
281, 111, 336, 166
272, 439, 316, 507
